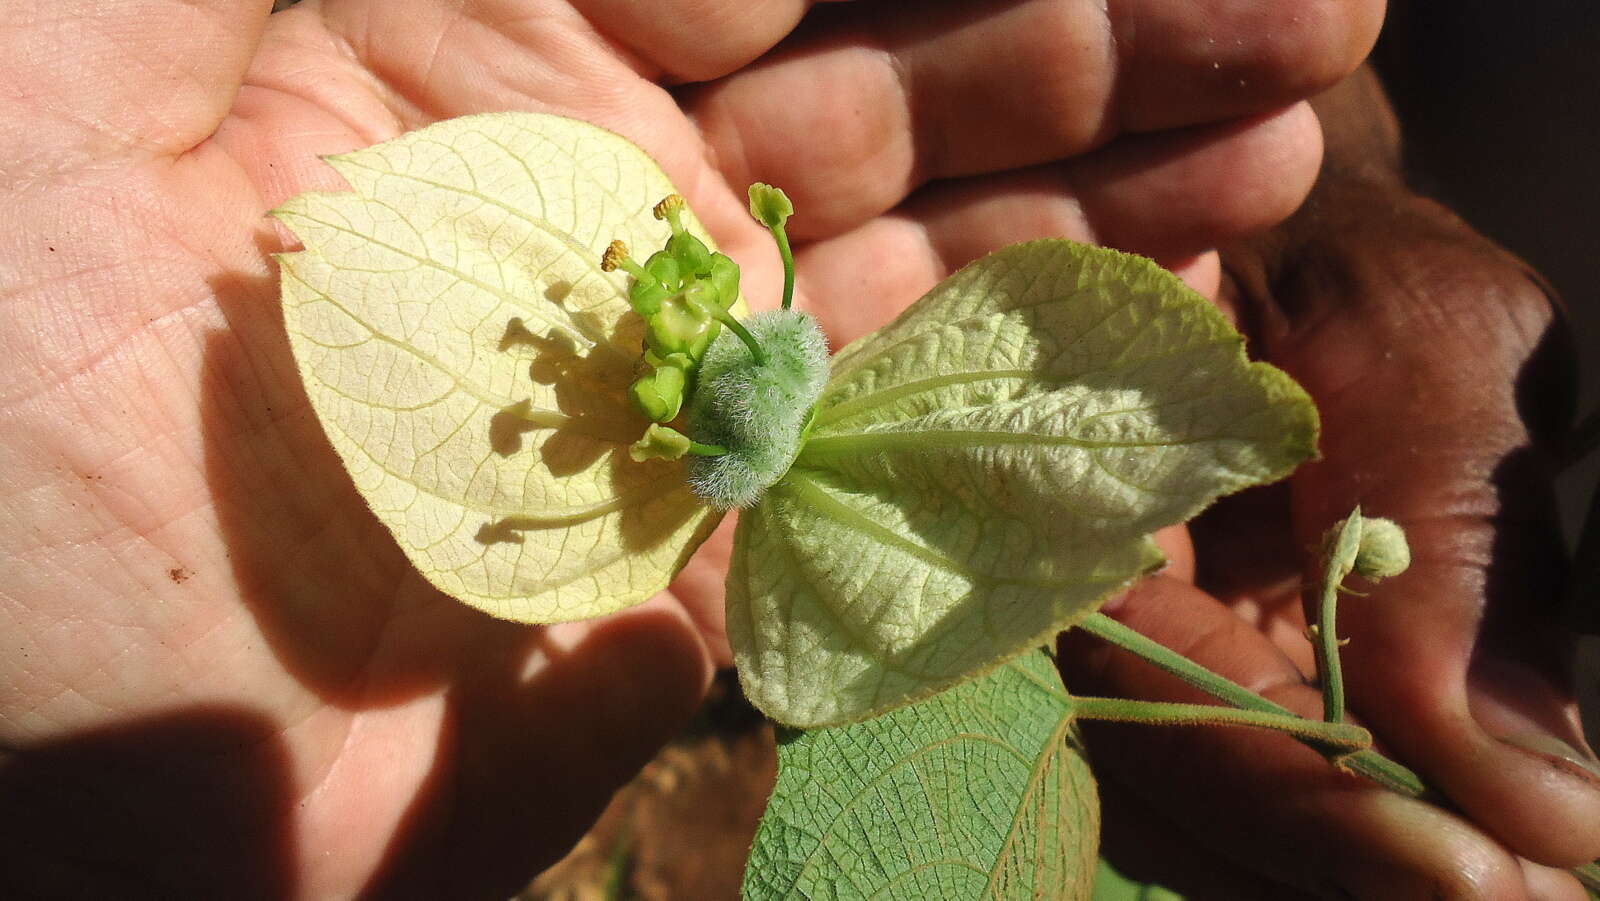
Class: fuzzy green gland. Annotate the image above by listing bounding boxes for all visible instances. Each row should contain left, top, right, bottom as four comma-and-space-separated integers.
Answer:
685, 310, 829, 508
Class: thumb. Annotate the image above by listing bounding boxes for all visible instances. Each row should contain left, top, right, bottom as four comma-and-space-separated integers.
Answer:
1225, 68, 1600, 866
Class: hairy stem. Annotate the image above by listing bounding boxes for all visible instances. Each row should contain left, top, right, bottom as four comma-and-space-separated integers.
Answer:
1573, 862, 1600, 893
1072, 697, 1371, 752
1313, 509, 1364, 723
1077, 612, 1429, 798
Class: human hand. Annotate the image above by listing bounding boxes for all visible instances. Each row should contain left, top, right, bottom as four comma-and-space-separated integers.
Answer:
1060, 67, 1600, 899
0, 0, 1381, 896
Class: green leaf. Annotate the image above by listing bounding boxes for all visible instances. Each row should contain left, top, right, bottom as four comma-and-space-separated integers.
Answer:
730, 239, 1318, 726
272, 113, 729, 623
744, 650, 1098, 900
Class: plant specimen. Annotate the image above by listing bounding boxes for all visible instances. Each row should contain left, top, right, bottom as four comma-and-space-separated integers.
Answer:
271, 113, 1600, 898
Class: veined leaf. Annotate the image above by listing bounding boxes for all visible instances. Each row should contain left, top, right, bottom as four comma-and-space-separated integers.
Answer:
743, 649, 1097, 901
273, 113, 727, 623
730, 240, 1318, 726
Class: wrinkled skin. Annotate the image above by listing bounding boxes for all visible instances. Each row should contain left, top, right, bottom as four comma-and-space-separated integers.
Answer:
0, 1, 1593, 898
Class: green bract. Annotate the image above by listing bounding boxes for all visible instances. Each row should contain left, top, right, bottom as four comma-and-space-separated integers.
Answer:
271, 113, 739, 624
272, 111, 1318, 728
732, 239, 1318, 726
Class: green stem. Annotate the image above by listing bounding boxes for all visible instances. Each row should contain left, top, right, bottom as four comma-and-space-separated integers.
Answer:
1311, 601, 1346, 723
686, 440, 728, 457
1314, 509, 1363, 723
1574, 862, 1600, 893
1077, 611, 1600, 889
771, 224, 795, 311
710, 309, 767, 364
1072, 696, 1370, 752
1077, 612, 1428, 798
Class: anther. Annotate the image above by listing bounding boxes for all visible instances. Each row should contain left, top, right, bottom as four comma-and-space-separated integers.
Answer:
653, 194, 688, 235
601, 239, 654, 284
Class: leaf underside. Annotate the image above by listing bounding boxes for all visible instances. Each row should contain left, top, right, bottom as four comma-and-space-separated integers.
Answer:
744, 650, 1098, 901
273, 113, 727, 623
729, 239, 1319, 726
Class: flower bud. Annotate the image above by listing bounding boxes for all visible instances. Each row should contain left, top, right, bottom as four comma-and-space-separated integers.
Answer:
1354, 517, 1410, 581
707, 253, 741, 309
630, 363, 687, 422
667, 231, 713, 278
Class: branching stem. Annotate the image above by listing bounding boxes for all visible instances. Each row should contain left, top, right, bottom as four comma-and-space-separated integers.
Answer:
1077, 612, 1429, 798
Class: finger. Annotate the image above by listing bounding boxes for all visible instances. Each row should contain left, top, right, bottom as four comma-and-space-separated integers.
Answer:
0, 0, 274, 165
306, 0, 728, 203
786, 106, 1318, 346
1059, 574, 1540, 900
1098, 776, 1319, 900
1518, 860, 1589, 901
668, 516, 740, 667
684, 0, 1377, 238
568, 0, 817, 84
1065, 104, 1324, 259
1109, 0, 1384, 132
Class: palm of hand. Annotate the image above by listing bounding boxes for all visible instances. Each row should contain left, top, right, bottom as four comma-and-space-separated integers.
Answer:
5, 3, 792, 895
18, 2, 1593, 900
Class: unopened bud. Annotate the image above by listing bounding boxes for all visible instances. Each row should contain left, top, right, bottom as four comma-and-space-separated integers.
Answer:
630, 365, 687, 423
1354, 517, 1410, 581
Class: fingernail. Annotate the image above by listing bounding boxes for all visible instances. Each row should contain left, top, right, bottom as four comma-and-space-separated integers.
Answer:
1501, 732, 1600, 786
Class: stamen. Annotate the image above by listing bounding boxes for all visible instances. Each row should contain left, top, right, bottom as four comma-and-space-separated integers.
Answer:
600, 240, 655, 284
653, 194, 688, 236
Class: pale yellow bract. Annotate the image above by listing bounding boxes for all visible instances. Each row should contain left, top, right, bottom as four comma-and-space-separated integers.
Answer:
272, 113, 725, 623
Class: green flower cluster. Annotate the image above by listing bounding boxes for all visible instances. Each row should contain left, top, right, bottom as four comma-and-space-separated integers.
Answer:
611, 184, 830, 510
601, 195, 741, 423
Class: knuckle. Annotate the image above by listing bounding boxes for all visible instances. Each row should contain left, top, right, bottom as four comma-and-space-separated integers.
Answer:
1249, 1, 1386, 98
